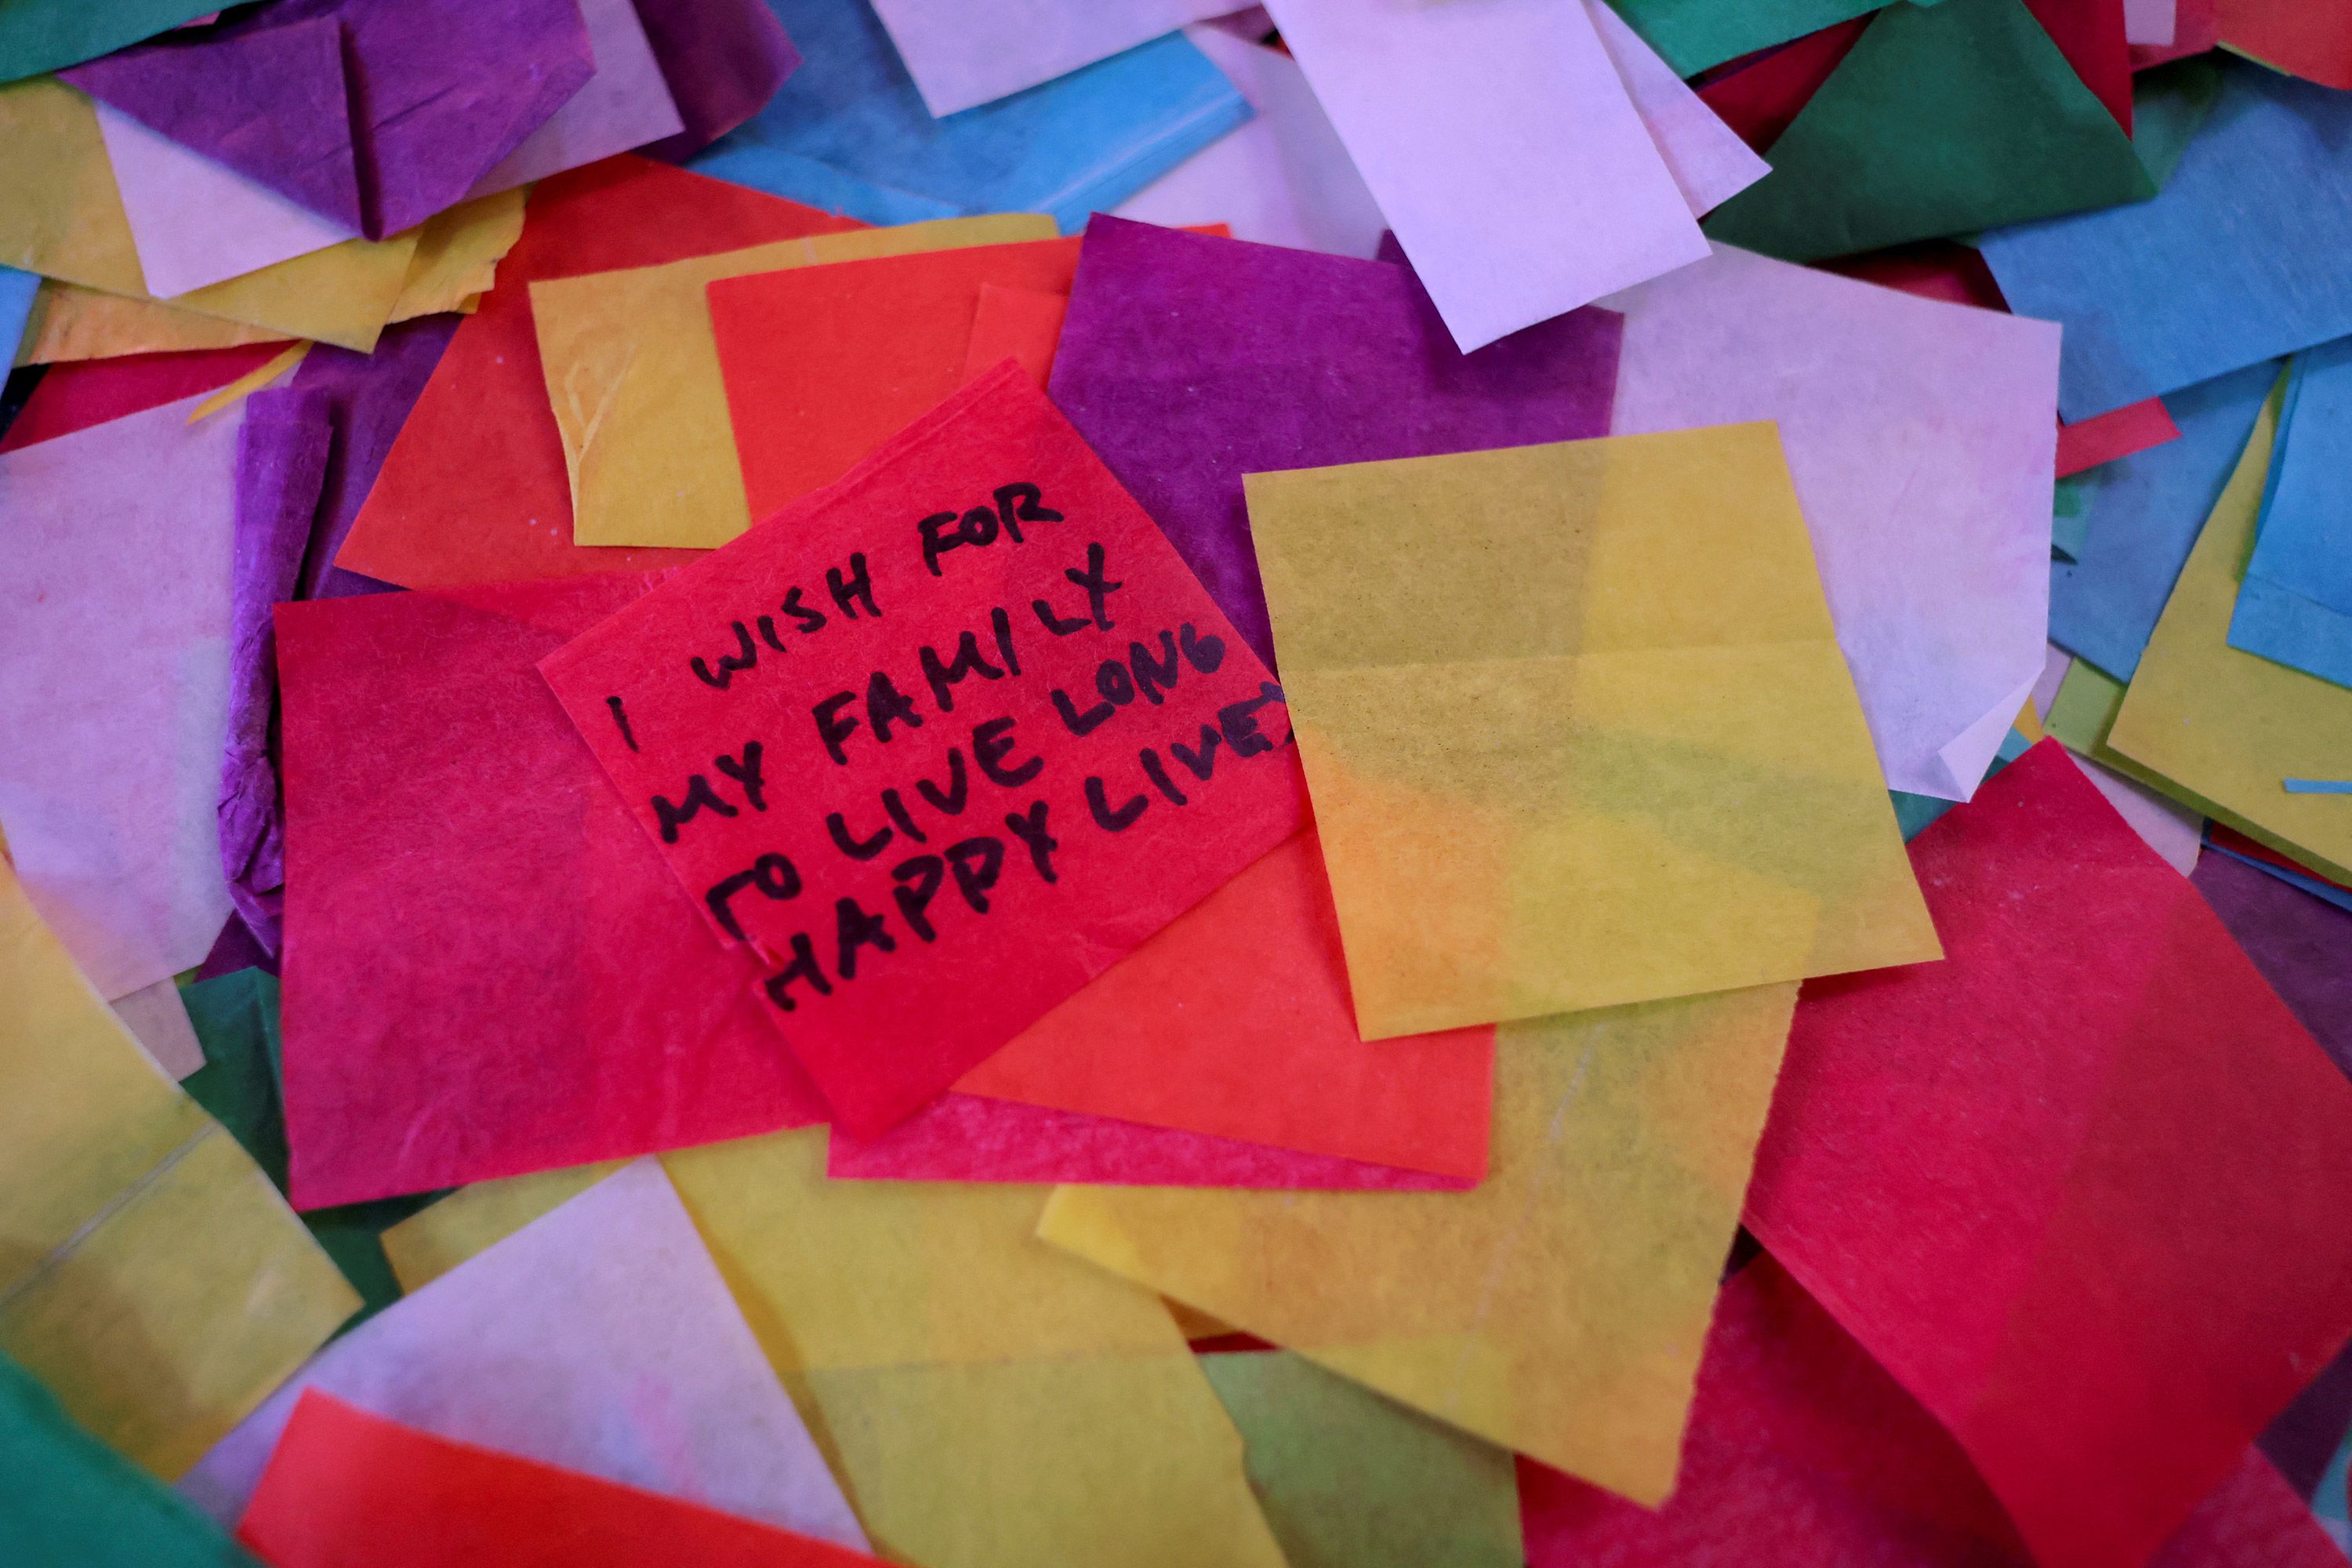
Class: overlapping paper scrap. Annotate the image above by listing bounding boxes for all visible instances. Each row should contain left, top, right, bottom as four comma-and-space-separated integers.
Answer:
1048, 217, 1623, 672
336, 156, 864, 590
89, 103, 360, 303
681, 0, 1246, 233
181, 1161, 866, 1549
1746, 740, 2352, 1568
2106, 390, 2352, 884
943, 829, 1493, 1181
0, 76, 419, 354
2212, 0, 2352, 90
12, 1, 2352, 1560
1040, 983, 1800, 1503
0, 342, 289, 449
1242, 423, 1935, 1036
2049, 358, 2278, 681
1701, 0, 2151, 263
633, 0, 804, 162
0, 396, 241, 1000
1980, 56, 2352, 420
1606, 243, 2062, 801
0, 1350, 258, 1568
666, 1128, 1291, 1568
1264, 0, 1708, 352
236, 1392, 884, 1568
2227, 337, 2352, 688
864, 0, 1238, 118
1519, 1248, 2346, 1567
62, 0, 595, 240
0, 0, 226, 85
1608, 0, 1896, 78
532, 212, 1053, 550
1109, 26, 1388, 260
1199, 1349, 1526, 1568
2194, 849, 2352, 1084
0, 70, 532, 358
276, 576, 826, 1210
539, 364, 1306, 1134
957, 284, 1067, 387
1583, 0, 1772, 216
178, 967, 419, 1323
0, 852, 354, 1481
1519, 1252, 2031, 1563
708, 234, 1094, 523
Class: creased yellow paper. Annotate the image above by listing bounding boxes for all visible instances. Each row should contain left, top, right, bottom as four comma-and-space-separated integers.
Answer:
17, 282, 290, 365
1243, 423, 1938, 1038
0, 76, 145, 296
379, 1161, 628, 1294
0, 75, 423, 352
531, 213, 1055, 550
376, 1134, 1287, 1568
18, 190, 509, 364
169, 227, 418, 354
390, 187, 527, 323
1039, 984, 1798, 1506
662, 1130, 1287, 1568
0, 858, 356, 1479
2100, 392, 2352, 881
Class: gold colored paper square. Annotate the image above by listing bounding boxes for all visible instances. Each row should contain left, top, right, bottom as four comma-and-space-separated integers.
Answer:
2103, 390, 2352, 883
1243, 423, 1938, 1036
532, 213, 1054, 550
662, 1131, 1287, 1568
17, 283, 289, 365
1039, 984, 1799, 1505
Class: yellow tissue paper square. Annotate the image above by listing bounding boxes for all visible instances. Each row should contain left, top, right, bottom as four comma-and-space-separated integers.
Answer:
0, 858, 357, 1479
1038, 983, 1799, 1506
1243, 423, 1938, 1037
169, 225, 417, 353
663, 1130, 1286, 1568
0, 75, 145, 296
2103, 390, 2352, 883
379, 1162, 626, 1294
530, 212, 1054, 551
389, 187, 527, 323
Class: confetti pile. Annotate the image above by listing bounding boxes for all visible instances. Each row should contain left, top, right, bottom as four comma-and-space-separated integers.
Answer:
7, 2, 2352, 1566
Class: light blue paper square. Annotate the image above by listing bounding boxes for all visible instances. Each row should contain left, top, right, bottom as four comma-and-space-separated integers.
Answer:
1979, 60, 2352, 422
686, 0, 1250, 234
2228, 336, 2352, 689
0, 266, 37, 367
2048, 358, 2278, 680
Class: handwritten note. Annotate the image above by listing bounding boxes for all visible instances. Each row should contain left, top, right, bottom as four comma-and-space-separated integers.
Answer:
541, 365, 1305, 1134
